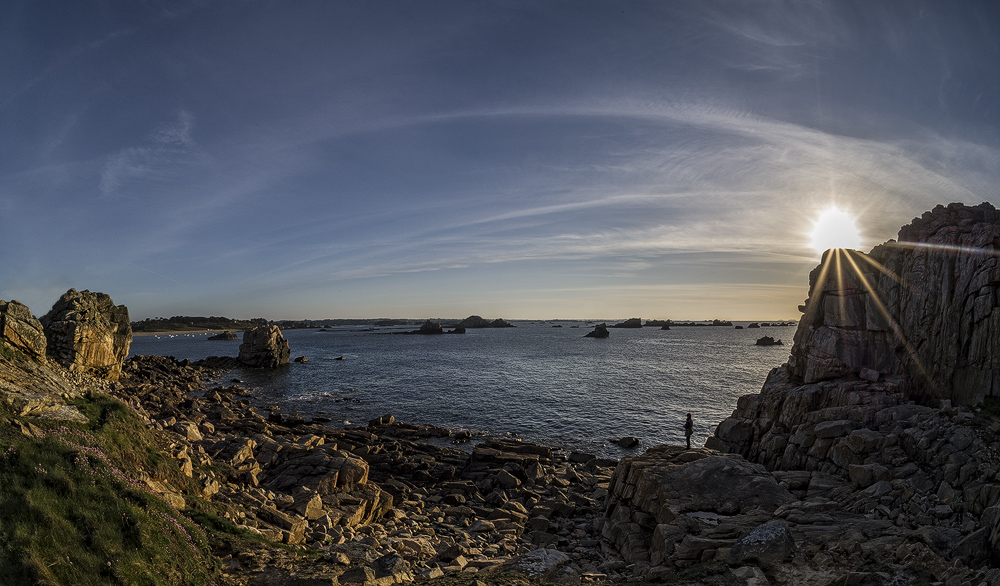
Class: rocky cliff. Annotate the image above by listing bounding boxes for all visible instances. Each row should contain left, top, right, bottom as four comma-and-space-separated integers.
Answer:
789, 202, 1000, 405
40, 288, 132, 381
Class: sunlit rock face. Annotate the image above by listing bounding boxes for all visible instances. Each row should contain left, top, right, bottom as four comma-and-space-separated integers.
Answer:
789, 202, 1000, 406
238, 324, 290, 368
0, 299, 47, 360
40, 289, 132, 381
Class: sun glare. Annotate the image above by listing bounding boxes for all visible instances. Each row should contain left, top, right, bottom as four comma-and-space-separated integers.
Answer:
811, 208, 861, 254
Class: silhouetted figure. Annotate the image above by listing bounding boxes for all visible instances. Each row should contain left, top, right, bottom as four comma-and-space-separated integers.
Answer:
684, 413, 694, 449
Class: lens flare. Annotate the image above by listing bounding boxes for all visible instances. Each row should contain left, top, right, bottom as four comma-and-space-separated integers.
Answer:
811, 208, 861, 253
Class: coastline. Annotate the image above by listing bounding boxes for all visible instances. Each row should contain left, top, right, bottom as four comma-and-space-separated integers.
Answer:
132, 329, 236, 337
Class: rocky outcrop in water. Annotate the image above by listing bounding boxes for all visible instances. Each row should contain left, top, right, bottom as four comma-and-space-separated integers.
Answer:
455, 315, 515, 328
0, 300, 47, 360
585, 323, 610, 338
611, 318, 643, 328
40, 288, 132, 381
237, 324, 290, 368
207, 330, 238, 340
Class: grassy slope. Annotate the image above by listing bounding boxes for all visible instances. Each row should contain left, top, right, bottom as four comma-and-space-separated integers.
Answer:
0, 393, 219, 586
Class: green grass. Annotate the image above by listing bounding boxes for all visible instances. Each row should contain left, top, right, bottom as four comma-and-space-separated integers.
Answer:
0, 342, 29, 363
0, 395, 220, 585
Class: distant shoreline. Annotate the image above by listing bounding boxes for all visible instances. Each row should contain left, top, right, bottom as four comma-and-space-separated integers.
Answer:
132, 329, 232, 337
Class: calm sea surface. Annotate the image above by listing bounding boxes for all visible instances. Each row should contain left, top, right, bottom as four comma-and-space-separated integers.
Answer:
129, 322, 794, 458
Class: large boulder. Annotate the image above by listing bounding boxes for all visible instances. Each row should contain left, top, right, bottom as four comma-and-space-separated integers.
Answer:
0, 300, 47, 360
600, 446, 794, 568
237, 324, 290, 367
40, 289, 132, 381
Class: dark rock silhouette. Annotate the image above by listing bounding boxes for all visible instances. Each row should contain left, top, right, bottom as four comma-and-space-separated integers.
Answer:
455, 315, 516, 328
208, 330, 239, 340
584, 323, 609, 338
754, 335, 782, 346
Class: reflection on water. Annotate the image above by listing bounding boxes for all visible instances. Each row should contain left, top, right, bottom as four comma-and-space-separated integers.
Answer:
130, 322, 793, 458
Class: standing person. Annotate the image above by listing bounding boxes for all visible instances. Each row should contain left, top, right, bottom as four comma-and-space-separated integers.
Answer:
684, 413, 694, 449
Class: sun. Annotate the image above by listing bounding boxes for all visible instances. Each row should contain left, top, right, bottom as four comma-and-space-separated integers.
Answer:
811, 207, 862, 253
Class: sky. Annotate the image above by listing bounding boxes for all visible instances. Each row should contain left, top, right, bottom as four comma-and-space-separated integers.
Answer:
2, 1, 999, 321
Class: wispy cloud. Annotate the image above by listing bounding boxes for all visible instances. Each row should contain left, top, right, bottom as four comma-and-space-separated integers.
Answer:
2, 27, 134, 110
99, 110, 201, 197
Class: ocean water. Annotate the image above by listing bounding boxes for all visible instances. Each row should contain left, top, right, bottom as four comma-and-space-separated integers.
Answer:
129, 322, 794, 458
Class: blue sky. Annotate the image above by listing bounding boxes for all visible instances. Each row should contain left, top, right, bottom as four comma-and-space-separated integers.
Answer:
2, 1, 998, 321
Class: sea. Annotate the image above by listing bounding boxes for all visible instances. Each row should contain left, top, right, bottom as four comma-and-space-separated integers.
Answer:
128, 322, 795, 459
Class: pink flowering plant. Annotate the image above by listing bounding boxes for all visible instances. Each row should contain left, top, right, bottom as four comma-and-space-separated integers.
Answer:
0, 394, 220, 585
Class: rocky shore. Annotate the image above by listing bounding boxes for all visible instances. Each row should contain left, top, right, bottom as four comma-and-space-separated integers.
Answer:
111, 354, 622, 585
8, 203, 1000, 585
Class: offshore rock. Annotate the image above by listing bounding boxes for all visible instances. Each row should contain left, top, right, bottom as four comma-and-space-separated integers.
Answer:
415, 320, 443, 335
40, 288, 132, 381
611, 318, 643, 328
207, 330, 239, 340
455, 315, 515, 328
584, 323, 609, 338
238, 324, 290, 368
0, 300, 47, 360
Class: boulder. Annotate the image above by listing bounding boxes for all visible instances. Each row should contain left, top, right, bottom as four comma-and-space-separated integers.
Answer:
500, 548, 571, 580
40, 288, 132, 380
237, 324, 290, 368
727, 521, 795, 565
601, 446, 794, 567
616, 436, 640, 449
0, 300, 47, 359
611, 318, 643, 328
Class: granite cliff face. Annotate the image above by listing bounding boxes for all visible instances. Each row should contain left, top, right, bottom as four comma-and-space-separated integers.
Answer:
40, 289, 132, 381
789, 202, 1000, 405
